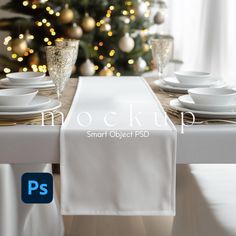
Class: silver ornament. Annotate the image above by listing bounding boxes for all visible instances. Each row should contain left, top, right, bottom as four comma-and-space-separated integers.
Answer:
154, 11, 165, 25
80, 59, 95, 76
133, 57, 147, 73
118, 33, 135, 53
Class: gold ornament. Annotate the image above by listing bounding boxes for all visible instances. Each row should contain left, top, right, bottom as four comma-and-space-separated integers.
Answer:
11, 38, 28, 56
60, 4, 74, 24
28, 53, 40, 65
81, 13, 95, 32
99, 67, 113, 76
66, 23, 83, 39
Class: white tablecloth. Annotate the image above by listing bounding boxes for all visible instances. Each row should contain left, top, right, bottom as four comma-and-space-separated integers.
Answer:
60, 77, 176, 215
0, 164, 64, 236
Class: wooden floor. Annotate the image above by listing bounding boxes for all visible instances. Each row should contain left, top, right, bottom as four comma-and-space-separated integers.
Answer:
54, 175, 174, 236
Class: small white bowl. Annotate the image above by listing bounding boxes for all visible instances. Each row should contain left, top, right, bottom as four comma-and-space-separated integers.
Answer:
188, 88, 236, 105
0, 88, 38, 106
7, 72, 45, 83
174, 71, 211, 85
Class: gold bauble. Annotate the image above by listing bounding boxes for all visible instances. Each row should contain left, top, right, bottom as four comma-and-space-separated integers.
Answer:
60, 5, 74, 24
99, 67, 113, 76
11, 38, 28, 56
28, 53, 40, 66
81, 13, 95, 32
66, 23, 83, 39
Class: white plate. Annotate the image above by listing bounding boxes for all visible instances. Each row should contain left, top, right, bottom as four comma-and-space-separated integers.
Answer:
7, 72, 45, 83
174, 71, 211, 84
153, 79, 227, 94
164, 77, 217, 88
0, 78, 55, 90
1, 77, 53, 86
0, 98, 61, 120
0, 96, 50, 112
178, 95, 236, 112
170, 99, 236, 118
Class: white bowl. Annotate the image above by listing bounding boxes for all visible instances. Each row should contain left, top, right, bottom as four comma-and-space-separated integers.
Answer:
188, 88, 236, 105
174, 71, 211, 85
7, 72, 45, 83
0, 88, 38, 106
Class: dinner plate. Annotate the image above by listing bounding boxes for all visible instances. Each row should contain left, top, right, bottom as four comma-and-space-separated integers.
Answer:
170, 99, 236, 118
178, 95, 236, 112
164, 77, 217, 88
153, 79, 227, 94
0, 78, 55, 90
1, 77, 53, 86
7, 72, 45, 83
0, 98, 61, 120
0, 96, 50, 112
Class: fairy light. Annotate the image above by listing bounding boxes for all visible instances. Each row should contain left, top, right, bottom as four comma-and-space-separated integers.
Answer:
42, 19, 47, 23
23, 67, 28, 72
32, 4, 37, 9
55, 12, 60, 17
122, 10, 129, 16
107, 63, 111, 68
128, 59, 134, 64
96, 22, 101, 27
24, 52, 29, 56
29, 49, 34, 54
19, 34, 24, 39
4, 68, 11, 73
99, 42, 104, 47
46, 22, 51, 27
47, 41, 52, 45
116, 72, 121, 77
109, 49, 115, 57
49, 10, 54, 15
99, 55, 104, 60
7, 46, 12, 51
109, 5, 115, 10
95, 65, 99, 70
130, 9, 135, 14
108, 31, 113, 37
94, 46, 99, 51
17, 57, 23, 62
11, 54, 17, 59
22, 1, 29, 6
44, 37, 49, 42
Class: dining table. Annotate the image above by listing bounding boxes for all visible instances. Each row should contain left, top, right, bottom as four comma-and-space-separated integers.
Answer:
0, 77, 235, 164
1, 75, 236, 236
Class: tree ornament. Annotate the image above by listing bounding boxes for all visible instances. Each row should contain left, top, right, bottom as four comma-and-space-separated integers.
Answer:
28, 53, 40, 66
11, 38, 28, 56
81, 13, 96, 32
154, 11, 165, 24
134, 0, 148, 17
60, 4, 74, 24
100, 23, 111, 32
118, 33, 135, 53
133, 57, 147, 73
66, 23, 83, 39
80, 59, 95, 76
99, 66, 113, 76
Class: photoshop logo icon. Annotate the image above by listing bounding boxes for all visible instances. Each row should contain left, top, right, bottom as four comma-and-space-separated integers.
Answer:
21, 173, 53, 204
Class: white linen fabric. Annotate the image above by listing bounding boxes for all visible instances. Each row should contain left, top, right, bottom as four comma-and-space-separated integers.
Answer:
60, 76, 176, 215
0, 164, 64, 236
167, 0, 236, 85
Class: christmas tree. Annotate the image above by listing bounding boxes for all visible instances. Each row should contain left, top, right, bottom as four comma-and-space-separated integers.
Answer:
0, 0, 168, 76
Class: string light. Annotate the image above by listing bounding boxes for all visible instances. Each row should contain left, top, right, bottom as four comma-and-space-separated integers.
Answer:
4, 68, 11, 73
99, 55, 104, 60
109, 49, 115, 57
128, 59, 134, 64
22, 1, 29, 6
116, 72, 121, 77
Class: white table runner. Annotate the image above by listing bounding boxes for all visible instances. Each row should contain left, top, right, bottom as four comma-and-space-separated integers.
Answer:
60, 76, 176, 215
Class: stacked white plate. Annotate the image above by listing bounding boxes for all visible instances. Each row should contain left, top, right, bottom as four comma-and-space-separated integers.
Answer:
0, 72, 55, 90
154, 71, 226, 93
170, 88, 236, 118
0, 87, 60, 120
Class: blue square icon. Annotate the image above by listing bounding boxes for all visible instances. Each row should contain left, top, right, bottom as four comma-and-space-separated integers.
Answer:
21, 173, 53, 204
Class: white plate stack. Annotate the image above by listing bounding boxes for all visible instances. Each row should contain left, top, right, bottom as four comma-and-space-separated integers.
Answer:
0, 72, 55, 90
154, 71, 226, 93
0, 72, 60, 120
170, 88, 236, 118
